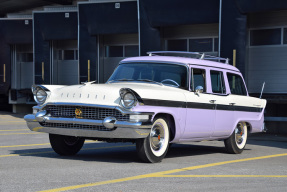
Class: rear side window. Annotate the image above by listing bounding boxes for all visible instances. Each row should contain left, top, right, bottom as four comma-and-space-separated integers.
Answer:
227, 73, 247, 96
211, 71, 226, 94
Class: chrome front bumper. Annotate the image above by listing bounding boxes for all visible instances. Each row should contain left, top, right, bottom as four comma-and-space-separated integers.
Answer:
24, 114, 152, 139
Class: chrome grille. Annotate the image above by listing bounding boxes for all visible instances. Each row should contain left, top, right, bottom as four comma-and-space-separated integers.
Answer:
45, 105, 129, 121
40, 122, 113, 131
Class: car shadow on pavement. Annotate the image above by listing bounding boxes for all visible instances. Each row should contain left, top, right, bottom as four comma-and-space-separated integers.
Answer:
9, 142, 231, 163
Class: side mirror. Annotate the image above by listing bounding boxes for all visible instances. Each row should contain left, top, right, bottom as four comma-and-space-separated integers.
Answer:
195, 86, 203, 95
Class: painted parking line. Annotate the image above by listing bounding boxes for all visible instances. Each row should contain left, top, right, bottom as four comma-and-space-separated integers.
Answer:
0, 129, 29, 132
39, 153, 287, 192
0, 143, 50, 148
0, 132, 41, 136
0, 145, 134, 158
157, 175, 287, 178
0, 140, 96, 148
0, 121, 25, 123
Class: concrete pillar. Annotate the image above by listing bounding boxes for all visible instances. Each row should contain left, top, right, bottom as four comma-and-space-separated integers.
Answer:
220, 0, 247, 77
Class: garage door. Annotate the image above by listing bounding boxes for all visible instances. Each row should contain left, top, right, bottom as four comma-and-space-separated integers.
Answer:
52, 40, 78, 85
247, 11, 287, 94
99, 33, 138, 83
11, 44, 33, 90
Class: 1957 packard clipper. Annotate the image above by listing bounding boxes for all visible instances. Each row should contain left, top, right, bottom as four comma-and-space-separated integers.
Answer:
24, 51, 266, 163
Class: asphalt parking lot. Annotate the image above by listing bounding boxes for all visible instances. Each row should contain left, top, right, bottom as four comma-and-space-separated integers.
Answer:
0, 111, 286, 192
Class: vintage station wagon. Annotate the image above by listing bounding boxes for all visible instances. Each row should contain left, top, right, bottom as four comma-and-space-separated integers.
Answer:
24, 51, 266, 163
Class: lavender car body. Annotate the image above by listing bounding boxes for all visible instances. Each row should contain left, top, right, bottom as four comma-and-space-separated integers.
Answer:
24, 52, 267, 163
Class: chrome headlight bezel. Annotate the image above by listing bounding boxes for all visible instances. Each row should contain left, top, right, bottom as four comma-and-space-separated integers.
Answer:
119, 88, 140, 109
32, 86, 49, 105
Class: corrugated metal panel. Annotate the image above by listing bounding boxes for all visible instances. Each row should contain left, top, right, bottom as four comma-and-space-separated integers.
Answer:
248, 47, 287, 93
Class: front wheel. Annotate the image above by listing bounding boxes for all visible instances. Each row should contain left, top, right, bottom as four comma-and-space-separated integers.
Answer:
224, 122, 248, 154
136, 117, 170, 163
49, 134, 85, 156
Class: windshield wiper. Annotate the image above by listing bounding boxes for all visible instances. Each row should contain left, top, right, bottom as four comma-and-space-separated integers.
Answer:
137, 79, 163, 86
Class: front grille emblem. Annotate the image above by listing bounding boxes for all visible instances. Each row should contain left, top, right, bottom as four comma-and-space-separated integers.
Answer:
75, 108, 82, 118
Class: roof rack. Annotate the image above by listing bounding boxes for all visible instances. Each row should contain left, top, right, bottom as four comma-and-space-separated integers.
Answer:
147, 51, 230, 64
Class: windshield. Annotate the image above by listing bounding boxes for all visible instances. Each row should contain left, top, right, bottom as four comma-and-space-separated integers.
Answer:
108, 63, 188, 89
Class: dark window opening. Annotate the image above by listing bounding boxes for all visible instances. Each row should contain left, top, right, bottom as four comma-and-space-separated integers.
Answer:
167, 39, 187, 51
105, 46, 123, 57
189, 38, 213, 52
124, 45, 139, 57
250, 28, 281, 46
18, 53, 33, 62
58, 50, 77, 60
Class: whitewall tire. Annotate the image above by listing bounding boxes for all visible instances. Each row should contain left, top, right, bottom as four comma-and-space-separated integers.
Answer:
136, 117, 170, 163
224, 122, 248, 154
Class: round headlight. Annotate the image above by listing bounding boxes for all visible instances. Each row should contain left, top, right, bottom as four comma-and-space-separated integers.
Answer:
35, 89, 47, 104
122, 93, 136, 109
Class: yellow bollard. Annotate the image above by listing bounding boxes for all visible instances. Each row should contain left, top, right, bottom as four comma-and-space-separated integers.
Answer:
88, 60, 90, 82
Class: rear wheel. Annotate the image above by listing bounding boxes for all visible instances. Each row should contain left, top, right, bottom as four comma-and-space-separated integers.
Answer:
49, 134, 85, 156
224, 122, 248, 154
136, 117, 170, 163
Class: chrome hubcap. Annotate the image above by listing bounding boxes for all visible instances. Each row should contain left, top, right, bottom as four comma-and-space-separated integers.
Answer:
235, 123, 245, 145
150, 123, 165, 151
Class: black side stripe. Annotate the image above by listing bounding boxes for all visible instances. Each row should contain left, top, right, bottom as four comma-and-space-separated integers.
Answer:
186, 102, 215, 110
143, 99, 185, 108
141, 99, 263, 113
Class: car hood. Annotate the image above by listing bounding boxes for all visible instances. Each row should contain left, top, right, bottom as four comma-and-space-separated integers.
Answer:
43, 82, 186, 106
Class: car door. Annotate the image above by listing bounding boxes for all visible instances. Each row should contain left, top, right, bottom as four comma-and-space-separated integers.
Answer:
209, 70, 235, 138
182, 67, 216, 140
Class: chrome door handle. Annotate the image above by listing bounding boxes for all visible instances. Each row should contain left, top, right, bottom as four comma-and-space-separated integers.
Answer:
209, 100, 216, 103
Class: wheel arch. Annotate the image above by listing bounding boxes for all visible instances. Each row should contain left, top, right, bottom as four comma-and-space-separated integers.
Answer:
245, 122, 252, 133
153, 113, 176, 142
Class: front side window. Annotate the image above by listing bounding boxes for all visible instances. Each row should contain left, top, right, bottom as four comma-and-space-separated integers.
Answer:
211, 70, 226, 94
227, 73, 247, 96
108, 63, 188, 89
190, 68, 206, 92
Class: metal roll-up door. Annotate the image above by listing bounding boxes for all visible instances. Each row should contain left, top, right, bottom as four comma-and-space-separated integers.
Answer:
11, 44, 33, 90
247, 11, 287, 94
99, 33, 139, 82
52, 40, 78, 85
